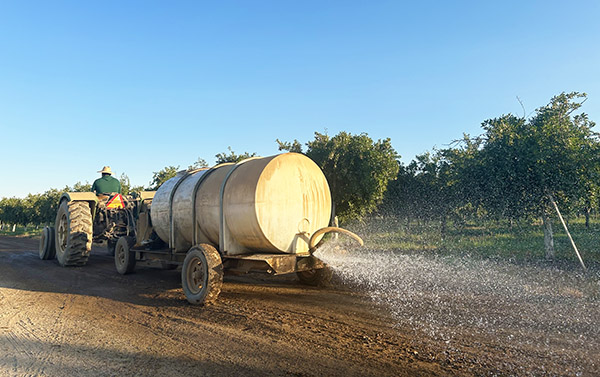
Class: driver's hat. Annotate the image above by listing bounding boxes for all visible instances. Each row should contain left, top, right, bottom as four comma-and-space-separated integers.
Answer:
98, 166, 113, 175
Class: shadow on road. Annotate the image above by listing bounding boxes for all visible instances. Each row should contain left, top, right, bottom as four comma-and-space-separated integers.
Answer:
0, 236, 326, 309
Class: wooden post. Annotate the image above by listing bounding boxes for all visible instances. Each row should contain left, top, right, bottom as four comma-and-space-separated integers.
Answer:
548, 195, 587, 271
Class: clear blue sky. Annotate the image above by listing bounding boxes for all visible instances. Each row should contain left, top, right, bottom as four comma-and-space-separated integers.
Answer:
1, 1, 599, 198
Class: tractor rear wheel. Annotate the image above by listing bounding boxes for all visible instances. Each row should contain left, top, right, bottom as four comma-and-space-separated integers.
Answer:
181, 244, 223, 305
55, 200, 93, 266
114, 236, 136, 275
39, 226, 56, 260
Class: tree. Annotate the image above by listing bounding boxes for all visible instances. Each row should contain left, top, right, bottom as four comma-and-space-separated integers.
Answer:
381, 147, 470, 235
215, 147, 256, 164
36, 189, 62, 225
188, 158, 208, 170
275, 139, 302, 153
477, 92, 597, 258
148, 166, 180, 190
72, 181, 91, 192
148, 157, 210, 191
0, 197, 27, 227
279, 132, 399, 222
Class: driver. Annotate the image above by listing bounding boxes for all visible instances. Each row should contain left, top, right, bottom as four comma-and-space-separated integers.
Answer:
91, 166, 122, 198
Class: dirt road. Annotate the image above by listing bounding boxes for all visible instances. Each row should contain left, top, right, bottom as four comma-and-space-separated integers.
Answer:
0, 235, 455, 377
0, 235, 598, 376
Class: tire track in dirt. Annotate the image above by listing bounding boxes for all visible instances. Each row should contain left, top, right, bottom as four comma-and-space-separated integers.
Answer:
0, 289, 49, 376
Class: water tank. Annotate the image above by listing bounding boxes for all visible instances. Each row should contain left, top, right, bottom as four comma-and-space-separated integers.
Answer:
150, 153, 332, 255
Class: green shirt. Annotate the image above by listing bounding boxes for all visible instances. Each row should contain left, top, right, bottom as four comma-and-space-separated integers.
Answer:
91, 175, 122, 194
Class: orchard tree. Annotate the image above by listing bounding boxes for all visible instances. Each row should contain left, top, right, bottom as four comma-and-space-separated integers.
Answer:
215, 147, 256, 164
279, 131, 399, 222
478, 92, 597, 258
148, 165, 180, 190
72, 181, 92, 192
188, 158, 208, 170
0, 198, 27, 227
36, 189, 62, 225
576, 118, 600, 229
149, 157, 211, 190
380, 134, 483, 234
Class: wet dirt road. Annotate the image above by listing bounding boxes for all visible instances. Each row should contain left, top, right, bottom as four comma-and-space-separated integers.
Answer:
0, 236, 455, 377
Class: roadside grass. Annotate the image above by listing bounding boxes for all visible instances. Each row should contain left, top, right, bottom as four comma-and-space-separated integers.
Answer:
351, 217, 600, 266
0, 225, 43, 237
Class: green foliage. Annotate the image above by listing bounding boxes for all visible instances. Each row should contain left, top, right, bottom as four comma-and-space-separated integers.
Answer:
148, 166, 180, 190
380, 138, 484, 234
275, 139, 303, 153
119, 173, 132, 195
477, 92, 596, 219
148, 157, 209, 191
377, 91, 599, 258
0, 188, 64, 226
72, 181, 92, 192
215, 147, 257, 164
0, 197, 28, 226
188, 158, 208, 170
280, 131, 399, 222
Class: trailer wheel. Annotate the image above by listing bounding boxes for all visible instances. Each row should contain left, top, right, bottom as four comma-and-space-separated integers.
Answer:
114, 236, 136, 275
39, 226, 56, 260
181, 244, 223, 305
297, 266, 333, 287
55, 200, 93, 267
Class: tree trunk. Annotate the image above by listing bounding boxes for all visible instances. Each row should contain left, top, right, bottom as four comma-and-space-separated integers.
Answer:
585, 207, 590, 229
440, 214, 447, 238
541, 212, 555, 260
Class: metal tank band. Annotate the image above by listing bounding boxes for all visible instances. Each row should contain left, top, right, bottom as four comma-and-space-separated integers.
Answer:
218, 157, 262, 254
150, 153, 333, 255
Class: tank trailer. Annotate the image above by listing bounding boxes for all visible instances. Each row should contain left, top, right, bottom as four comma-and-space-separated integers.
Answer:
39, 153, 363, 305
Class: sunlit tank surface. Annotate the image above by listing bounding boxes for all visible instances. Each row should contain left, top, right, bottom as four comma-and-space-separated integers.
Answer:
150, 153, 332, 255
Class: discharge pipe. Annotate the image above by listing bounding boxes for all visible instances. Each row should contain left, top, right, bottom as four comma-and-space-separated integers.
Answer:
308, 226, 364, 255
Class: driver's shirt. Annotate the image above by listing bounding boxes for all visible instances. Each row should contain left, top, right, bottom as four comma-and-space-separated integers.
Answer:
91, 175, 122, 194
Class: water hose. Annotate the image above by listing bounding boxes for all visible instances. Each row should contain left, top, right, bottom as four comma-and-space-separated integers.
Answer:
308, 227, 364, 255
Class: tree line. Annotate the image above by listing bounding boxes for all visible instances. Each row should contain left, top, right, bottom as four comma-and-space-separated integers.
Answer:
380, 92, 598, 258
2, 91, 597, 259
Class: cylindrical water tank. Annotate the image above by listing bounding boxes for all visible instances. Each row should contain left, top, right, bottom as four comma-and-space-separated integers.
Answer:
150, 153, 332, 255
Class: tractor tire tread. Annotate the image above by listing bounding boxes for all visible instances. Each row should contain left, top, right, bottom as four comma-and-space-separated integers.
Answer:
58, 201, 93, 267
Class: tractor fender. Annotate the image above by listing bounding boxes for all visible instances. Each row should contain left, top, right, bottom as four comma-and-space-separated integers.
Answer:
59, 192, 98, 220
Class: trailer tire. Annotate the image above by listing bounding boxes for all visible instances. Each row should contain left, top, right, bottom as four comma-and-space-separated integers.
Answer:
181, 244, 223, 305
55, 200, 93, 267
39, 226, 56, 260
115, 236, 136, 275
297, 266, 333, 287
